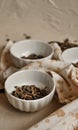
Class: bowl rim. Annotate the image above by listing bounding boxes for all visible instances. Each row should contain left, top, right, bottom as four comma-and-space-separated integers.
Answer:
10, 39, 54, 62
5, 69, 55, 102
62, 47, 78, 63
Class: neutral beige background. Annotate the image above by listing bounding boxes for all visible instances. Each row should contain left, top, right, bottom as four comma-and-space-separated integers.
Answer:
0, 0, 78, 45
0, 0, 78, 129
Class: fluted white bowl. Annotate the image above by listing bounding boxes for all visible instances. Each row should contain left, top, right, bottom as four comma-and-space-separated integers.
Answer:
10, 40, 54, 68
62, 47, 78, 63
5, 70, 55, 112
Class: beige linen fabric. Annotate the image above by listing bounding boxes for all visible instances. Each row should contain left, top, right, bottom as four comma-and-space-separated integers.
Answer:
0, 40, 78, 104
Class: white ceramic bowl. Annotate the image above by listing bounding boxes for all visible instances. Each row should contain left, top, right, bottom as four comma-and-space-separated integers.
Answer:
10, 40, 53, 68
5, 70, 55, 112
62, 47, 78, 63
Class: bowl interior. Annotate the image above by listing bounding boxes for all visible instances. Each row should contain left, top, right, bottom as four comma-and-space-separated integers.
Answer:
62, 47, 78, 63
5, 70, 54, 97
10, 40, 53, 60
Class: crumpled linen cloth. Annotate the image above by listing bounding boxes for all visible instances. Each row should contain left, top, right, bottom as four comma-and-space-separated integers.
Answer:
0, 40, 78, 104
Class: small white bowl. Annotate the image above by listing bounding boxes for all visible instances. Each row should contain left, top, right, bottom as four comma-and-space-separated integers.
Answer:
5, 70, 55, 112
62, 47, 78, 63
10, 40, 53, 68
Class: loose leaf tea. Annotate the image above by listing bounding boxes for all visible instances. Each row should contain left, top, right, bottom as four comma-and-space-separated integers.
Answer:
6, 38, 10, 42
72, 62, 78, 68
21, 54, 44, 60
49, 38, 78, 51
11, 85, 48, 100
23, 33, 31, 39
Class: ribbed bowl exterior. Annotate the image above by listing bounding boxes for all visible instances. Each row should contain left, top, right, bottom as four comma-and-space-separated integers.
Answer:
5, 88, 55, 112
